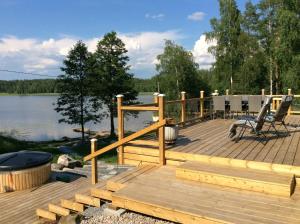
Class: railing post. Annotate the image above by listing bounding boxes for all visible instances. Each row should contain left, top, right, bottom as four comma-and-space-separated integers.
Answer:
158, 94, 166, 165
153, 92, 159, 104
91, 138, 98, 184
261, 89, 265, 96
288, 88, 292, 115
226, 89, 229, 96
181, 91, 186, 123
200, 90, 204, 118
117, 94, 124, 165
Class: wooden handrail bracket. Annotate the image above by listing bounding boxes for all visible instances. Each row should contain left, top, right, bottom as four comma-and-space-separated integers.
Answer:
84, 119, 166, 161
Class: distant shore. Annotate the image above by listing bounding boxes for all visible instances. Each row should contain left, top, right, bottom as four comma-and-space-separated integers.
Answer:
0, 92, 152, 96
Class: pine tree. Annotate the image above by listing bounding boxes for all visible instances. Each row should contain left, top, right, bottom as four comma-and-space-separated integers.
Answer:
90, 31, 138, 137
55, 41, 102, 142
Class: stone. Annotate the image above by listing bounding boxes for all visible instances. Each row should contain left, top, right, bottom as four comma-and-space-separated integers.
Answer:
58, 214, 81, 224
103, 207, 126, 217
51, 163, 64, 170
57, 154, 82, 169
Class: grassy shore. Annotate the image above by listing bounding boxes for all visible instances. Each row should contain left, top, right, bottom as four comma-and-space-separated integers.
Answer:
0, 134, 117, 163
0, 92, 59, 96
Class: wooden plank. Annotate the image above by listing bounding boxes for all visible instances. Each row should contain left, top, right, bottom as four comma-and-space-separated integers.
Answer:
124, 153, 159, 163
124, 145, 159, 156
48, 203, 70, 216
75, 194, 101, 207
124, 159, 157, 166
128, 140, 159, 147
121, 106, 159, 111
36, 208, 56, 221
112, 166, 300, 224
112, 195, 222, 224
106, 165, 157, 191
84, 119, 166, 161
90, 188, 112, 201
176, 161, 295, 197
61, 199, 85, 212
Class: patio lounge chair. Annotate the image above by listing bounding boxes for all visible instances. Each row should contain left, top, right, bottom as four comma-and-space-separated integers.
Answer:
228, 96, 272, 143
265, 95, 294, 136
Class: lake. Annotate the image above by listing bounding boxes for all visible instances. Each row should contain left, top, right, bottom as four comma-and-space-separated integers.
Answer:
0, 95, 154, 141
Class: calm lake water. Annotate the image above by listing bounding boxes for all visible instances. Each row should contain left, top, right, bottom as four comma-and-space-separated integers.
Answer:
0, 95, 153, 141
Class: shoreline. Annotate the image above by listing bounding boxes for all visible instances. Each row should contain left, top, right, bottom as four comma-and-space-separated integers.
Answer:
0, 92, 153, 96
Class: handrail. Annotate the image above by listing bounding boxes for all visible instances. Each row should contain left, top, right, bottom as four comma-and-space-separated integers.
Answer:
84, 119, 166, 161
121, 105, 159, 111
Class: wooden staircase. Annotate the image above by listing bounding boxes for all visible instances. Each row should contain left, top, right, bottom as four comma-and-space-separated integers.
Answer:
36, 161, 298, 223
176, 161, 296, 197
35, 165, 157, 221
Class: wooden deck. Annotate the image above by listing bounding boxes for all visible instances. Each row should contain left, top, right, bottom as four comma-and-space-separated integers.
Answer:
123, 115, 300, 167
171, 115, 300, 166
0, 174, 99, 224
112, 165, 300, 224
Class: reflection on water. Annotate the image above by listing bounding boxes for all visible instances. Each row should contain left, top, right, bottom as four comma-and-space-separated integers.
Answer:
0, 95, 153, 141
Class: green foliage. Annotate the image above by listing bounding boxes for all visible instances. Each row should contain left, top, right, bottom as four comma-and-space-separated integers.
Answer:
156, 40, 209, 100
0, 79, 58, 94
55, 41, 102, 142
89, 31, 138, 136
207, 0, 299, 94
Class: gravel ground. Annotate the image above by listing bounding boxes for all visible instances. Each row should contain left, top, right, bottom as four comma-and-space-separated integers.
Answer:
80, 204, 174, 224
81, 211, 175, 224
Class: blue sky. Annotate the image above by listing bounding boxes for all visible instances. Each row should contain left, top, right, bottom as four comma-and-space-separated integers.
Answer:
0, 0, 258, 80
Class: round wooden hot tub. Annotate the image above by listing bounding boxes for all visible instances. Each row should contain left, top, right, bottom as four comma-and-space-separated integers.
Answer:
0, 151, 52, 193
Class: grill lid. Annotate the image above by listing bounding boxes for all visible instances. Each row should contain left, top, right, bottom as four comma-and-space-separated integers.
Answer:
0, 151, 52, 171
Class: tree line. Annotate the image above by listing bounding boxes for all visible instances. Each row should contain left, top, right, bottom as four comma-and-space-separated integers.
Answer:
206, 0, 299, 95
0, 77, 157, 94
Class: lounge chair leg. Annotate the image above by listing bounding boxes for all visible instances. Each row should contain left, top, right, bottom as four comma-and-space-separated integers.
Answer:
282, 121, 290, 136
272, 123, 280, 137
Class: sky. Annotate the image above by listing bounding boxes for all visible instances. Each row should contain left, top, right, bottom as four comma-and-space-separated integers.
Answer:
0, 0, 257, 80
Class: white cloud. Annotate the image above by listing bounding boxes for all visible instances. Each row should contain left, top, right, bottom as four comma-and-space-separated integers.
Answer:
187, 12, 206, 21
0, 31, 182, 79
192, 34, 216, 69
145, 13, 165, 20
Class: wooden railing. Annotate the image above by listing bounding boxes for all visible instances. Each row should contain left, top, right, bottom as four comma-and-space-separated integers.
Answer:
84, 91, 208, 184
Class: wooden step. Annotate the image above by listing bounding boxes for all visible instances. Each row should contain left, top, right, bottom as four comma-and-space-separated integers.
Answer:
48, 203, 70, 216
91, 188, 112, 201
128, 140, 159, 147
61, 199, 84, 212
176, 161, 296, 197
75, 194, 101, 207
36, 208, 56, 221
124, 145, 159, 156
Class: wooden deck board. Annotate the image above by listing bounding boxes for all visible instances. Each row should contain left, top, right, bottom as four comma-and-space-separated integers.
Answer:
0, 176, 98, 224
168, 116, 300, 167
112, 166, 300, 224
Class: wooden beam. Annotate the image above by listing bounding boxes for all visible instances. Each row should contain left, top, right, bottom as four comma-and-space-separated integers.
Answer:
181, 91, 186, 123
48, 203, 70, 216
200, 91, 204, 118
128, 140, 159, 147
117, 94, 124, 165
61, 199, 84, 212
158, 94, 166, 165
176, 161, 295, 197
36, 209, 56, 221
75, 194, 101, 207
121, 106, 159, 111
91, 188, 113, 201
91, 139, 98, 185
84, 119, 166, 161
